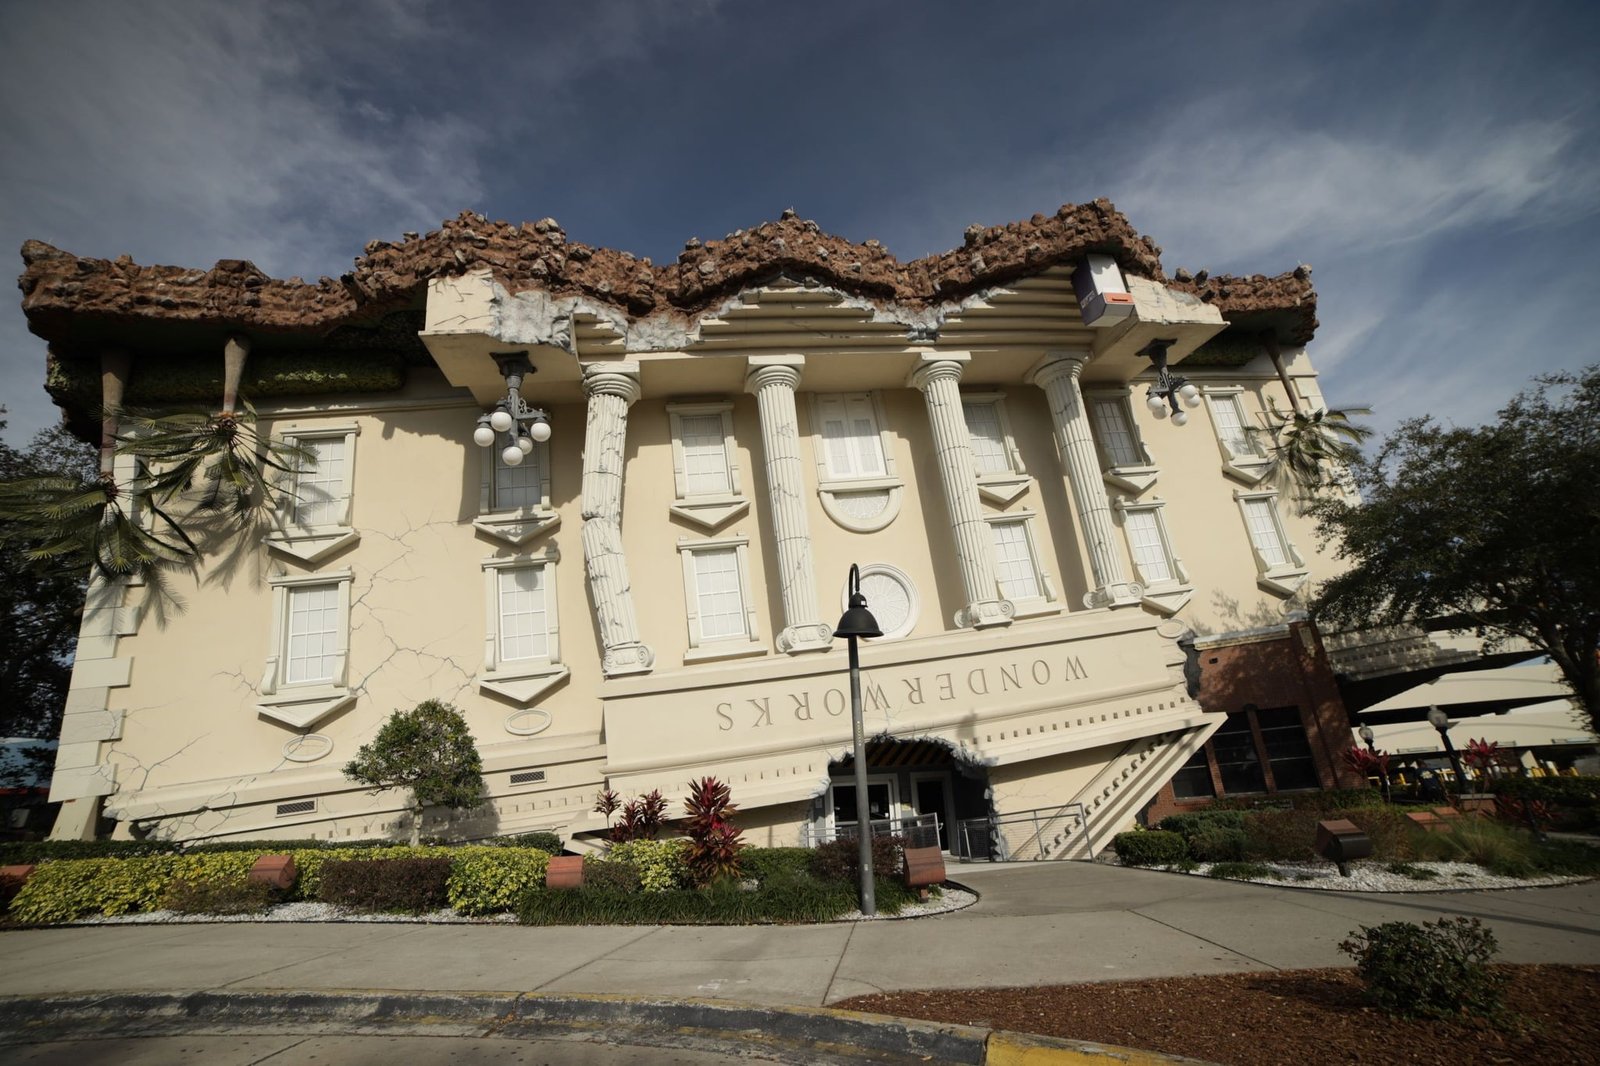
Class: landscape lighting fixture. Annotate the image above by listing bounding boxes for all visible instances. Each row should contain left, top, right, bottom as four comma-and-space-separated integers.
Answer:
474, 352, 552, 463
1139, 339, 1201, 425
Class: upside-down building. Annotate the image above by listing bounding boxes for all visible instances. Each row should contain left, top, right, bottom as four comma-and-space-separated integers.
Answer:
21, 200, 1365, 851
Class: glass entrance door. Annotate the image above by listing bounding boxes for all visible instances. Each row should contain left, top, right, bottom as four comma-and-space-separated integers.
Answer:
912, 774, 951, 850
830, 778, 895, 834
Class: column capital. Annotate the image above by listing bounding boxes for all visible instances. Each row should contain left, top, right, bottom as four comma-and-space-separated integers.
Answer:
745, 355, 804, 394
582, 361, 642, 405
1025, 349, 1090, 388
906, 351, 969, 391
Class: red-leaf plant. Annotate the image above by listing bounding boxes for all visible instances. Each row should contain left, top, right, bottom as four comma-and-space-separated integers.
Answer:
682, 776, 745, 887
593, 787, 621, 829
1343, 744, 1391, 779
1464, 738, 1503, 774
610, 789, 668, 844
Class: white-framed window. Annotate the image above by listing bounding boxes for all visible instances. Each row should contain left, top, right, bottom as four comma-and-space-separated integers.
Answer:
1204, 387, 1271, 484
266, 424, 361, 564
666, 401, 749, 530
961, 392, 1031, 504
808, 393, 903, 532
677, 535, 764, 662
1233, 489, 1308, 596
257, 569, 355, 730
984, 512, 1058, 618
480, 547, 569, 706
1086, 390, 1157, 495
1115, 497, 1192, 615
475, 433, 558, 547
841, 563, 919, 641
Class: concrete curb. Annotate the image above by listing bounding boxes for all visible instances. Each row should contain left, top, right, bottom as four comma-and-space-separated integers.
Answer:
0, 990, 1214, 1064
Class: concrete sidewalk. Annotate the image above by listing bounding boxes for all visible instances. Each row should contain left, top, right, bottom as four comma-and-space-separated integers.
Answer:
3, 862, 1597, 1007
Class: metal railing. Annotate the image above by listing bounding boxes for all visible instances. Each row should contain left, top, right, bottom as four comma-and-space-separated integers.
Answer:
954, 802, 1090, 862
799, 812, 941, 851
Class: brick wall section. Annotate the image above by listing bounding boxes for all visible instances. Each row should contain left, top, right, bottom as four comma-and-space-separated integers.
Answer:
1145, 621, 1364, 823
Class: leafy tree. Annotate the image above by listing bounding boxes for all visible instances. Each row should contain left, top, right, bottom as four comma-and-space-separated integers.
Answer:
343, 699, 486, 846
1310, 366, 1600, 735
0, 414, 96, 742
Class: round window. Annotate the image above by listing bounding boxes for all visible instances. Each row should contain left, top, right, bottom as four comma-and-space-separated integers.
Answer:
844, 564, 918, 640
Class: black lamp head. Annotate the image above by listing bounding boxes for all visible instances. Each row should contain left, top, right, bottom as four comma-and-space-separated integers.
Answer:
834, 564, 883, 640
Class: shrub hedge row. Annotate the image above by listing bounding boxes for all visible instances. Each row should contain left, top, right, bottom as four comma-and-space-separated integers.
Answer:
519, 872, 917, 926
7, 845, 550, 923
0, 830, 568, 867
319, 858, 453, 913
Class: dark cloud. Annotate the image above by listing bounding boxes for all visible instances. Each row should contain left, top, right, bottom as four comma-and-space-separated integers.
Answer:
2, 0, 1596, 441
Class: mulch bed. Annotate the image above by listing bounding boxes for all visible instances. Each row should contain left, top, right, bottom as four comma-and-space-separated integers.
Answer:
835, 965, 1600, 1065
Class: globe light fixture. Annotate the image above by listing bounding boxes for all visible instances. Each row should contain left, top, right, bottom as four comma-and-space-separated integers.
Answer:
1140, 338, 1202, 423
475, 352, 553, 459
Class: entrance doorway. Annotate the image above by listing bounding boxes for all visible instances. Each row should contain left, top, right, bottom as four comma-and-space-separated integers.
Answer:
911, 773, 953, 850
816, 735, 991, 853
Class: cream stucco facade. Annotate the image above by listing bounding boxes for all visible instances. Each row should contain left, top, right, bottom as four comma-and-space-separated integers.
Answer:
27, 206, 1344, 855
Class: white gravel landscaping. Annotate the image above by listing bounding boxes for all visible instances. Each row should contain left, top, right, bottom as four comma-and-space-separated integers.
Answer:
1141, 859, 1592, 892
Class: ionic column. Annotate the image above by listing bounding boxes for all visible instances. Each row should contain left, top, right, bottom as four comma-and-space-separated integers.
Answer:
908, 353, 1013, 629
1027, 352, 1141, 608
746, 357, 832, 653
580, 362, 654, 676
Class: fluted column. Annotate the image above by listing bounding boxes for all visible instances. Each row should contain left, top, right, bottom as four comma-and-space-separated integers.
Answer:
745, 357, 833, 653
1027, 352, 1141, 608
908, 354, 1013, 629
580, 362, 654, 676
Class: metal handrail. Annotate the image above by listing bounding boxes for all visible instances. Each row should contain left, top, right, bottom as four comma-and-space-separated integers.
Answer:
955, 802, 1089, 863
800, 812, 941, 850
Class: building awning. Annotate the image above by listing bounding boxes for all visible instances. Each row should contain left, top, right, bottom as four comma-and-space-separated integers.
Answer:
1355, 663, 1573, 727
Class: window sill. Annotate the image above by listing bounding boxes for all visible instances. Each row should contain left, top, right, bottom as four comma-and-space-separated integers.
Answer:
1221, 455, 1273, 486
480, 663, 569, 706
256, 686, 355, 731
1007, 598, 1061, 620
668, 495, 749, 531
265, 526, 359, 564
1257, 567, 1309, 598
976, 472, 1032, 505
683, 641, 767, 665
473, 509, 560, 547
1139, 583, 1194, 616
1103, 464, 1158, 496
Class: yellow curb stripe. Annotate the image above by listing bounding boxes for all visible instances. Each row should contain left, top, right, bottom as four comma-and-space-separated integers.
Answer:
987, 1031, 1207, 1064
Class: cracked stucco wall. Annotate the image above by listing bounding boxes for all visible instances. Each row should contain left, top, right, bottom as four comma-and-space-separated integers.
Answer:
78, 340, 1338, 844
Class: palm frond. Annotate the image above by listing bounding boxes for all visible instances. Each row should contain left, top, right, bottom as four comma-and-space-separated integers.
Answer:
1249, 399, 1374, 499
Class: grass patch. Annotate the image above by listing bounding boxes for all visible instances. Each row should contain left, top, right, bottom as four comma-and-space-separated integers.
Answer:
1384, 862, 1441, 882
518, 871, 917, 925
1207, 862, 1279, 881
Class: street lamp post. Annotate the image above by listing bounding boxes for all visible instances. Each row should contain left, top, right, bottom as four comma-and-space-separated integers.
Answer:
1427, 705, 1469, 797
1358, 723, 1390, 803
835, 564, 883, 917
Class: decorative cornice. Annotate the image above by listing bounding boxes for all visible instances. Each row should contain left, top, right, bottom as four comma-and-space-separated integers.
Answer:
19, 200, 1318, 350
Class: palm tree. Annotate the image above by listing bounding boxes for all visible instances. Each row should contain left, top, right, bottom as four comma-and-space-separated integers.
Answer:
1250, 337, 1372, 500
118, 400, 309, 520
0, 467, 196, 581
1253, 398, 1374, 499
0, 402, 310, 584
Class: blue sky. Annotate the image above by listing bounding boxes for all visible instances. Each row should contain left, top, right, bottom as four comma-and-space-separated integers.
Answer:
2, 0, 1596, 445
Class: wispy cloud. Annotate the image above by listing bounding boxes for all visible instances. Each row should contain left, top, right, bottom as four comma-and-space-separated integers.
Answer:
1112, 111, 1597, 272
